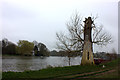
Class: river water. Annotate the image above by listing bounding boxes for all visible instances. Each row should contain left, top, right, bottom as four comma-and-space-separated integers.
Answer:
2, 56, 82, 72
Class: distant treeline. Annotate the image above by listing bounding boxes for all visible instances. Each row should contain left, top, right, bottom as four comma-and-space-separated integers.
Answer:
93, 52, 118, 60
1, 38, 49, 56
50, 50, 82, 57
1, 38, 118, 59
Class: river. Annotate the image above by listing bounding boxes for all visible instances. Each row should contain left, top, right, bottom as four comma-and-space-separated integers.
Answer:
2, 56, 82, 72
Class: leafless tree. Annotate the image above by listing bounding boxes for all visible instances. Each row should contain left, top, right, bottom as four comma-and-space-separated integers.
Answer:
56, 13, 112, 65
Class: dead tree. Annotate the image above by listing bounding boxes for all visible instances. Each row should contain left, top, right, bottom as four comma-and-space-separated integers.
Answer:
56, 13, 112, 65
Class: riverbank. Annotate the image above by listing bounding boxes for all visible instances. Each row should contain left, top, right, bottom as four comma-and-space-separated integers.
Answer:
2, 58, 120, 80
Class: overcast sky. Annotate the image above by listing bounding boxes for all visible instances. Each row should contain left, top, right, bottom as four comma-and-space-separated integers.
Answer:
0, 0, 119, 53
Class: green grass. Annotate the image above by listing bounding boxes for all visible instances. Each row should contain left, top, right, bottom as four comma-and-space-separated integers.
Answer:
3, 65, 100, 78
2, 58, 120, 79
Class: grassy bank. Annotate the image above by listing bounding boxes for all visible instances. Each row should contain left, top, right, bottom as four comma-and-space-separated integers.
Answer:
2, 58, 119, 79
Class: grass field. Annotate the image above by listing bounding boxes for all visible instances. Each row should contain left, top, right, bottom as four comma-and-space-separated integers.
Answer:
2, 58, 120, 80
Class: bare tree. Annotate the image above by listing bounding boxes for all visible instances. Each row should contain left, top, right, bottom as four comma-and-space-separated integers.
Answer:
56, 13, 112, 65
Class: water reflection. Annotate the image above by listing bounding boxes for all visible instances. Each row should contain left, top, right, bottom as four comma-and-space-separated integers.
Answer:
2, 56, 81, 72
16, 57, 34, 72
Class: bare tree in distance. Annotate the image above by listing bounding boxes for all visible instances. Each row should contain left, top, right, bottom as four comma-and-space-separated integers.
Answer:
56, 13, 112, 65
